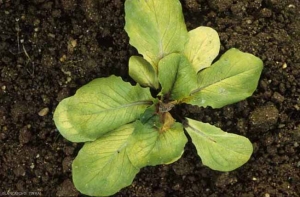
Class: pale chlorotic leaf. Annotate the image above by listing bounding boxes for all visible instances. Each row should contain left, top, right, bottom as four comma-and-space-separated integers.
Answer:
125, 0, 188, 68
188, 48, 263, 108
53, 75, 153, 142
158, 53, 197, 100
129, 56, 159, 89
72, 123, 140, 197
127, 117, 187, 168
184, 26, 220, 72
185, 118, 253, 171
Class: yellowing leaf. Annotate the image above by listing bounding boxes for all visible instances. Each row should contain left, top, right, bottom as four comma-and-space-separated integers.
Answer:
129, 56, 159, 89
184, 26, 220, 72
125, 0, 188, 68
72, 123, 139, 196
127, 118, 187, 167
188, 48, 263, 108
185, 118, 253, 171
160, 112, 175, 132
53, 75, 153, 142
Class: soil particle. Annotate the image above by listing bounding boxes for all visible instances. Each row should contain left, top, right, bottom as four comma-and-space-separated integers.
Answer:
82, 0, 100, 22
231, 2, 248, 17
56, 88, 71, 102
13, 165, 26, 177
236, 118, 249, 135
259, 8, 273, 18
11, 102, 30, 122
0, 106, 7, 125
19, 125, 32, 145
38, 107, 49, 116
61, 0, 77, 13
172, 158, 195, 176
208, 0, 233, 12
63, 145, 76, 156
249, 104, 279, 131
62, 156, 72, 173
184, 0, 200, 12
153, 189, 166, 197
265, 0, 289, 11
215, 173, 238, 189
272, 91, 285, 103
56, 179, 79, 197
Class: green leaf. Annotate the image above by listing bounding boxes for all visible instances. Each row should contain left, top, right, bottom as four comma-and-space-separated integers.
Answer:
129, 56, 159, 89
125, 0, 188, 68
128, 117, 187, 168
185, 118, 253, 171
184, 26, 220, 72
188, 48, 263, 108
140, 104, 157, 124
53, 75, 153, 142
72, 123, 139, 196
158, 53, 197, 100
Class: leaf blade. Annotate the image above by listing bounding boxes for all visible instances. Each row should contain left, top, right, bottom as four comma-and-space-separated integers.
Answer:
185, 118, 253, 171
158, 53, 197, 100
129, 56, 159, 89
72, 123, 139, 196
127, 117, 187, 168
188, 48, 263, 108
184, 26, 220, 72
53, 75, 153, 142
125, 0, 188, 67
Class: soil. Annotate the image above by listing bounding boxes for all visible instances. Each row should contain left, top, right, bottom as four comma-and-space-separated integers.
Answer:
0, 0, 299, 196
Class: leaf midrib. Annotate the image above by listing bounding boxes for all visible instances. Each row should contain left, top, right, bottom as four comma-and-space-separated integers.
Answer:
190, 65, 259, 95
77, 100, 153, 115
188, 124, 251, 157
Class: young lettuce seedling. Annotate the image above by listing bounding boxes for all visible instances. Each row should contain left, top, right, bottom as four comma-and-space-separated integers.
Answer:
53, 0, 263, 196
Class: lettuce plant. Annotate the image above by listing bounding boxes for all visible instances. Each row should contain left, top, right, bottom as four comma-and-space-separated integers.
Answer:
53, 0, 263, 196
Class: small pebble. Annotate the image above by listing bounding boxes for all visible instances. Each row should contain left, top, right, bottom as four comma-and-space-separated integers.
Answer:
272, 92, 285, 103
38, 107, 49, 116
282, 62, 287, 69
288, 4, 295, 8
70, 39, 77, 48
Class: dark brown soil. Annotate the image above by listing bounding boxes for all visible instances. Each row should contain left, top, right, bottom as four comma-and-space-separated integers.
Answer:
0, 0, 299, 196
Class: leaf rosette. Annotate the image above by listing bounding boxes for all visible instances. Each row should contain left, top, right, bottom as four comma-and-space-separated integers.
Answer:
53, 0, 263, 196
